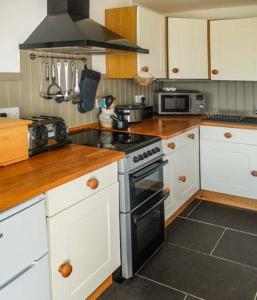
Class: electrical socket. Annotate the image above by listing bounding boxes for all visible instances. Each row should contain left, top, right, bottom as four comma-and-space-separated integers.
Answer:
0, 107, 20, 118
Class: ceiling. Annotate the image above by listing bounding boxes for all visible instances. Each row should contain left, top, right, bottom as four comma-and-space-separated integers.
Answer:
134, 0, 257, 14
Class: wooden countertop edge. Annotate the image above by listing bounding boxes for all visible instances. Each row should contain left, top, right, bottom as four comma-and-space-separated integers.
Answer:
201, 121, 257, 130
0, 147, 124, 213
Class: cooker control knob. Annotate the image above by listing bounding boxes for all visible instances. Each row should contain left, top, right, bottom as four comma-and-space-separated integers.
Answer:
143, 152, 148, 158
152, 148, 157, 154
139, 154, 144, 161
133, 156, 139, 163
155, 147, 161, 153
147, 150, 153, 156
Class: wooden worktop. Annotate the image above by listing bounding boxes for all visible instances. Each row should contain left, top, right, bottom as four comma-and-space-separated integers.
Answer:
0, 144, 124, 213
82, 115, 257, 139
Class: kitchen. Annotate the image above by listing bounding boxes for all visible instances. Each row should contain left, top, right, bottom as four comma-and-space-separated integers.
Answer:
1, 0, 257, 299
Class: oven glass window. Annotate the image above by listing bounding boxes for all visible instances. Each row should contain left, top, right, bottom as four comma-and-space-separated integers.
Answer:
161, 95, 190, 112
131, 193, 165, 273
130, 160, 164, 210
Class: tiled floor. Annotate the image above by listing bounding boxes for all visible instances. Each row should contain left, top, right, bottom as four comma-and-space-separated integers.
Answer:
100, 200, 257, 300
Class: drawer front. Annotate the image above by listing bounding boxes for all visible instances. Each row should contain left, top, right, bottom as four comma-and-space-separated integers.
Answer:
0, 255, 50, 300
46, 162, 118, 216
200, 126, 257, 145
163, 127, 199, 155
0, 200, 48, 286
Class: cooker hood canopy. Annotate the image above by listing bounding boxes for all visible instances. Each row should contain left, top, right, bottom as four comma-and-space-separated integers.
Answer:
19, 0, 149, 55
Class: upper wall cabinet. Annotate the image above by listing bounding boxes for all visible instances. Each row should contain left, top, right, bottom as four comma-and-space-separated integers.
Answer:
105, 6, 166, 79
168, 18, 209, 80
210, 18, 257, 81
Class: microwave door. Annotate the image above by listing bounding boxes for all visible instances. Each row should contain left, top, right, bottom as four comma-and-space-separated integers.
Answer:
161, 95, 190, 113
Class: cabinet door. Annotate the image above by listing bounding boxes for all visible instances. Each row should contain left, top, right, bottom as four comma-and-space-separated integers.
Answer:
211, 18, 257, 81
47, 182, 120, 300
137, 7, 166, 78
165, 140, 200, 220
168, 18, 208, 79
201, 140, 257, 199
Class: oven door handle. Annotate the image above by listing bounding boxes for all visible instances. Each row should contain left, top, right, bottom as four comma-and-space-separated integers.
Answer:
131, 160, 168, 183
133, 191, 170, 223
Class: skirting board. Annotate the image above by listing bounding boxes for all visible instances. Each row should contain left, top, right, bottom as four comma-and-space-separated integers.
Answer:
197, 190, 257, 212
87, 275, 112, 300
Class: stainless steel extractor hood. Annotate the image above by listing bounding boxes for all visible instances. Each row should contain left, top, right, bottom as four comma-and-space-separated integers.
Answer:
19, 0, 149, 55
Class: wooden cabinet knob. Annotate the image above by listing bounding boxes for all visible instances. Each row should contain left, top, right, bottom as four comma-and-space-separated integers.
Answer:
251, 171, 257, 177
167, 142, 176, 150
188, 133, 195, 140
87, 178, 99, 190
178, 176, 187, 183
172, 68, 179, 74
141, 66, 149, 72
163, 187, 171, 194
212, 69, 219, 75
58, 263, 73, 278
224, 132, 232, 139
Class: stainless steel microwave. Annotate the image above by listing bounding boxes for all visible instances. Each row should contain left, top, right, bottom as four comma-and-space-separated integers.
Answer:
154, 90, 206, 115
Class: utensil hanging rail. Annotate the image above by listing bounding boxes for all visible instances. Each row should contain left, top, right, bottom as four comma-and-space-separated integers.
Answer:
29, 52, 88, 63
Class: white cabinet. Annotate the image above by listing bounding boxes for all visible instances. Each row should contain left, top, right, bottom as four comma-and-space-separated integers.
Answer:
137, 6, 166, 78
105, 6, 166, 78
168, 18, 208, 79
210, 18, 257, 81
47, 163, 120, 300
200, 126, 257, 199
163, 128, 200, 220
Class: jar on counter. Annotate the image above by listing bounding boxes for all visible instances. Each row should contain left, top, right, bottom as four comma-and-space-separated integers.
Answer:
99, 108, 116, 128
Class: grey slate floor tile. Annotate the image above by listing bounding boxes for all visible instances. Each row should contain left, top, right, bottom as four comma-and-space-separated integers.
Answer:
186, 201, 257, 235
167, 217, 224, 254
213, 229, 257, 269
138, 243, 257, 300
179, 199, 202, 217
99, 275, 185, 300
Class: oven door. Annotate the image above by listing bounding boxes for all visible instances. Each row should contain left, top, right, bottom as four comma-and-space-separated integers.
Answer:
160, 94, 191, 113
129, 159, 168, 211
131, 191, 168, 274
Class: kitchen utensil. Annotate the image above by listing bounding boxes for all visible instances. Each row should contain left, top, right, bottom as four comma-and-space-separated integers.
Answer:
78, 67, 101, 113
105, 95, 114, 109
115, 105, 144, 123
47, 60, 62, 96
54, 61, 64, 103
64, 60, 72, 101
72, 68, 81, 104
110, 115, 129, 130
40, 61, 53, 100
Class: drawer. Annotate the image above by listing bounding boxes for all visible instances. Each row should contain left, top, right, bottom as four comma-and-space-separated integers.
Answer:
0, 198, 48, 286
46, 162, 118, 216
200, 126, 257, 146
163, 127, 199, 155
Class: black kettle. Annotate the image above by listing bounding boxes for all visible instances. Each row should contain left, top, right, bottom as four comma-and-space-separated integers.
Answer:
110, 115, 129, 130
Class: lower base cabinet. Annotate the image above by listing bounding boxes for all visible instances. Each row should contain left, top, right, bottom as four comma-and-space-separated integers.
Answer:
164, 129, 200, 220
47, 182, 120, 300
201, 140, 257, 199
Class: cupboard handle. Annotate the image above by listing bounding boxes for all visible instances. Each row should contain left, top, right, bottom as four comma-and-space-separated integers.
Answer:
251, 171, 257, 177
58, 263, 73, 278
224, 132, 232, 139
163, 187, 171, 194
141, 66, 149, 72
188, 133, 195, 140
167, 142, 176, 150
212, 69, 219, 75
172, 68, 179, 74
86, 178, 99, 189
178, 176, 187, 183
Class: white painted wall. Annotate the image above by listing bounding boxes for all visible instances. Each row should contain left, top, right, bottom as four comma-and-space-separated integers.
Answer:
90, 0, 132, 74
0, 0, 47, 72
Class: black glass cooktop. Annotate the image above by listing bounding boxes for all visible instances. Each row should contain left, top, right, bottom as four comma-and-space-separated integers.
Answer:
70, 129, 160, 154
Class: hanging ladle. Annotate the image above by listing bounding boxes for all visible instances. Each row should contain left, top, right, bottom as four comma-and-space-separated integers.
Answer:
54, 61, 65, 103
